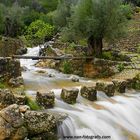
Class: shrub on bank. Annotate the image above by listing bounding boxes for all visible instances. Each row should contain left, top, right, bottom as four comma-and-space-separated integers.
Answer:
25, 20, 55, 46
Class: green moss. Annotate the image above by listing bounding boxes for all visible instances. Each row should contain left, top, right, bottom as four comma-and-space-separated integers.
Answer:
26, 96, 41, 110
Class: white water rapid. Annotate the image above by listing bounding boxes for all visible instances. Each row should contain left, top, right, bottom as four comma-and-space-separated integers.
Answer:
20, 46, 140, 140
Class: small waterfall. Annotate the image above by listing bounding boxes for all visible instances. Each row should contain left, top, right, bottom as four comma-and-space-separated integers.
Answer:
58, 117, 76, 140
21, 47, 140, 140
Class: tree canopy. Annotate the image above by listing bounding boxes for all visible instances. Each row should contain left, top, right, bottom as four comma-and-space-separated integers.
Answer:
54, 0, 130, 56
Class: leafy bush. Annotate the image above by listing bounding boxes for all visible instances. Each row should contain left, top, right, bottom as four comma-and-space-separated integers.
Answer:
62, 60, 72, 74
101, 52, 114, 60
25, 20, 55, 45
132, 74, 140, 90
117, 63, 125, 72
120, 4, 133, 19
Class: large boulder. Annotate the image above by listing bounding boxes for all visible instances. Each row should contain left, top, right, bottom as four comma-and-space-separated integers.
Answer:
61, 88, 79, 104
0, 104, 67, 140
95, 82, 115, 97
0, 89, 15, 110
0, 104, 28, 140
36, 91, 55, 109
80, 86, 97, 101
24, 111, 57, 139
112, 79, 127, 93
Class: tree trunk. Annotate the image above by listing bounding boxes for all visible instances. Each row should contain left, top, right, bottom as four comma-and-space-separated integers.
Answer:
87, 35, 95, 56
94, 37, 103, 57
87, 36, 103, 57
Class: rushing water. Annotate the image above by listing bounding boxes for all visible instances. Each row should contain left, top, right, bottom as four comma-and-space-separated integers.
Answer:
20, 46, 140, 140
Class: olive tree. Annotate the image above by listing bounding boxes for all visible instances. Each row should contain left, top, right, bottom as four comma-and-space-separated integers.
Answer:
55, 0, 128, 56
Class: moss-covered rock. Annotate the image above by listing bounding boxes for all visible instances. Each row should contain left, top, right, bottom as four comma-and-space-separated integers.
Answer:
61, 88, 79, 104
80, 86, 97, 101
95, 82, 115, 97
36, 91, 55, 109
112, 79, 127, 93
0, 89, 15, 110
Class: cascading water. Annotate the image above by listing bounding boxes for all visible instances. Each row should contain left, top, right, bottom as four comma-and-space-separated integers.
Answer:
20, 46, 140, 140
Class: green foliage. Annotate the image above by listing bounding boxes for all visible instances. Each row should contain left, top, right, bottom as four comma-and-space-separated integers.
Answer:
53, 0, 78, 28
62, 60, 72, 74
0, 0, 58, 38
132, 74, 140, 90
120, 4, 133, 19
26, 96, 41, 110
55, 0, 128, 48
101, 52, 114, 60
18, 35, 32, 48
0, 4, 5, 34
117, 63, 125, 72
0, 82, 6, 89
25, 20, 55, 45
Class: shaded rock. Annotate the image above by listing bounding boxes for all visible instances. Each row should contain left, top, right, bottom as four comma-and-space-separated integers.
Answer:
14, 94, 27, 105
24, 111, 57, 136
0, 89, 15, 110
130, 74, 140, 90
21, 66, 28, 72
126, 78, 134, 89
80, 86, 97, 101
36, 91, 55, 109
16, 47, 27, 55
112, 79, 127, 93
70, 75, 79, 82
11, 126, 28, 140
8, 76, 24, 87
95, 82, 115, 97
48, 73, 55, 77
61, 88, 79, 104
0, 116, 15, 140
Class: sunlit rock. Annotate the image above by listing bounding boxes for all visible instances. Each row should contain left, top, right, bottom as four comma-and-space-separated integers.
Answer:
70, 75, 79, 82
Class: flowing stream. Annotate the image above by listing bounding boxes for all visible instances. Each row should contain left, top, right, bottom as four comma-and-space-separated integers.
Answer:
20, 46, 140, 140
